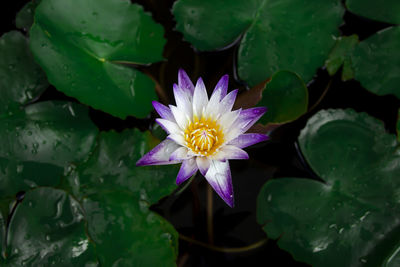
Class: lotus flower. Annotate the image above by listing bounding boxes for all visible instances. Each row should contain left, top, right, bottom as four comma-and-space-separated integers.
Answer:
136, 69, 268, 207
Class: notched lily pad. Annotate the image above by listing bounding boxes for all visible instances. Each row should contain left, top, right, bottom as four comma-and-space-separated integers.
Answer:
257, 109, 400, 267
325, 35, 358, 81
173, 0, 344, 85
351, 26, 400, 99
4, 187, 98, 266
30, 0, 166, 118
0, 101, 98, 199
0, 31, 48, 114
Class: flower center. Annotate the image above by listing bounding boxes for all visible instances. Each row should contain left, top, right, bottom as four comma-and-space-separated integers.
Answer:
184, 117, 224, 156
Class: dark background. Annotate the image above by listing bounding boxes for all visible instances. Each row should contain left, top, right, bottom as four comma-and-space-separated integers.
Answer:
1, 0, 399, 266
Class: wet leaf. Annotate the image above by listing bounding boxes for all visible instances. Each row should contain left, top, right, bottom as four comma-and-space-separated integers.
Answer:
346, 0, 400, 24
64, 129, 179, 204
83, 192, 178, 266
351, 26, 400, 99
258, 71, 308, 125
325, 35, 358, 81
30, 0, 166, 118
16, 1, 41, 31
0, 31, 48, 114
397, 109, 400, 142
4, 188, 98, 266
173, 0, 344, 85
0, 101, 98, 200
257, 109, 400, 267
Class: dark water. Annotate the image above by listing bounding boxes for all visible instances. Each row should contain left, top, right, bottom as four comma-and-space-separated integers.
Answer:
1, 1, 399, 266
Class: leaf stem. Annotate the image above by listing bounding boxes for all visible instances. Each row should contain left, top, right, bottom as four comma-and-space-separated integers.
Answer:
207, 184, 214, 244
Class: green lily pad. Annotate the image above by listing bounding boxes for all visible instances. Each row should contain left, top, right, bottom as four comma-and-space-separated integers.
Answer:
63, 129, 179, 266
83, 192, 178, 266
351, 26, 400, 99
257, 109, 400, 267
4, 188, 98, 266
173, 0, 344, 85
0, 101, 98, 200
16, 1, 41, 31
30, 0, 166, 118
346, 0, 400, 24
64, 129, 179, 204
258, 71, 308, 125
325, 35, 358, 81
0, 31, 48, 114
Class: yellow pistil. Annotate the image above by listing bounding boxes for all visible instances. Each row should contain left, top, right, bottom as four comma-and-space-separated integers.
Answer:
184, 116, 224, 156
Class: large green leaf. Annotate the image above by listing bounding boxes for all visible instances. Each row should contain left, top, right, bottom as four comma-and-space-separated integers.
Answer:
0, 101, 98, 200
4, 188, 98, 266
346, 0, 400, 24
351, 26, 400, 99
397, 109, 400, 142
63, 129, 179, 266
64, 129, 179, 204
0, 31, 48, 114
257, 109, 400, 267
258, 71, 308, 125
30, 0, 166, 118
83, 192, 178, 267
173, 0, 344, 85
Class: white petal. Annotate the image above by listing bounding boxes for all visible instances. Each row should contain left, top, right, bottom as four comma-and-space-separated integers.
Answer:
170, 146, 192, 161
176, 158, 198, 184
156, 118, 182, 135
136, 139, 180, 166
196, 156, 211, 176
192, 78, 208, 119
170, 105, 189, 130
217, 89, 238, 114
204, 160, 234, 207
211, 145, 249, 161
219, 109, 241, 133
167, 133, 186, 147
173, 83, 193, 119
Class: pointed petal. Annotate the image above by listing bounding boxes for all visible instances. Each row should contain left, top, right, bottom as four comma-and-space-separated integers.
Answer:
173, 83, 193, 118
178, 69, 195, 98
170, 146, 192, 161
204, 160, 234, 207
227, 133, 269, 148
192, 78, 208, 118
170, 105, 189, 130
167, 133, 186, 147
219, 109, 241, 133
218, 89, 238, 114
156, 118, 182, 135
214, 74, 229, 98
212, 145, 249, 161
196, 156, 211, 176
176, 158, 198, 185
224, 107, 267, 142
152, 101, 175, 121
136, 139, 180, 166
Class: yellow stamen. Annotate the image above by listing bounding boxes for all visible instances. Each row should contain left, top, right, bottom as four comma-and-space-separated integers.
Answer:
184, 116, 224, 156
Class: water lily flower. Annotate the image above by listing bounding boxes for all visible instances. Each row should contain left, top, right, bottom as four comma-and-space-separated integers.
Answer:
136, 69, 268, 207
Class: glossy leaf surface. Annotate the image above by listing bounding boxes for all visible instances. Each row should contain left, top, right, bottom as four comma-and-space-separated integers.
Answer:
397, 109, 400, 142
30, 0, 166, 118
173, 0, 344, 85
0, 31, 48, 114
0, 101, 98, 199
64, 129, 179, 266
346, 0, 400, 24
65, 129, 179, 204
4, 188, 98, 266
257, 109, 400, 267
351, 26, 400, 98
83, 192, 178, 266
258, 71, 308, 125
325, 35, 358, 81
